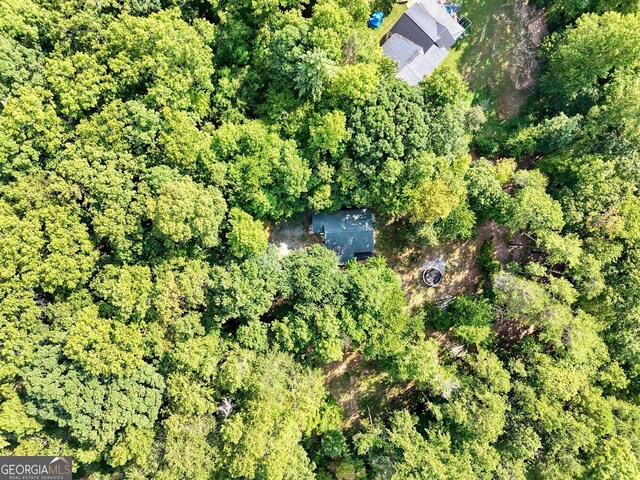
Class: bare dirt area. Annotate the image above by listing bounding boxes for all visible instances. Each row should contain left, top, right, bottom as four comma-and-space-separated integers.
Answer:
267, 211, 321, 257
377, 220, 527, 310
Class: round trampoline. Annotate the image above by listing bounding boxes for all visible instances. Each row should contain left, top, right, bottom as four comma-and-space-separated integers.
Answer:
422, 267, 444, 287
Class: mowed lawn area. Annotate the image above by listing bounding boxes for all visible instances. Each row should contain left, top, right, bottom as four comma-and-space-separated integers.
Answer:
443, 0, 548, 119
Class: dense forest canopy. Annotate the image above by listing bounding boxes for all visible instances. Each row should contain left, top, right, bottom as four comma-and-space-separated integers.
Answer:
1, 0, 640, 478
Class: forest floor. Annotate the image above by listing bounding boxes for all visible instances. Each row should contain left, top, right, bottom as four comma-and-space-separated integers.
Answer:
443, 0, 548, 119
324, 348, 416, 429
376, 220, 529, 309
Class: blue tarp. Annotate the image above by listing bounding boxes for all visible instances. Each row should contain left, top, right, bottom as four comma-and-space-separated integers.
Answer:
444, 4, 461, 13
368, 11, 384, 29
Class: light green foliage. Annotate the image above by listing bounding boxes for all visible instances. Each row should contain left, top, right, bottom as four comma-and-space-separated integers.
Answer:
308, 110, 350, 157
493, 272, 574, 344
294, 48, 338, 102
226, 207, 269, 258
0, 86, 65, 175
493, 158, 516, 185
164, 332, 223, 416
92, 264, 152, 321
157, 108, 221, 179
0, 390, 42, 441
407, 178, 460, 224
394, 338, 460, 397
421, 65, 477, 158
46, 52, 114, 118
212, 121, 310, 219
152, 257, 211, 341
156, 414, 216, 480
586, 68, 640, 150
538, 232, 583, 268
507, 170, 565, 236
345, 256, 414, 359
280, 245, 345, 304
0, 0, 48, 103
236, 320, 270, 352
342, 78, 472, 241
0, 173, 98, 293
272, 249, 424, 363
65, 306, 145, 377
328, 64, 380, 104
146, 168, 226, 247
100, 9, 214, 117
355, 410, 475, 479
543, 12, 640, 111
210, 248, 281, 324
309, 1, 352, 59
538, 0, 640, 23
107, 426, 154, 468
274, 245, 346, 361
215, 350, 328, 479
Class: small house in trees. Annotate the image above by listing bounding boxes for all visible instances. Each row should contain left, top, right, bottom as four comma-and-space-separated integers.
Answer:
382, 0, 465, 85
312, 210, 374, 264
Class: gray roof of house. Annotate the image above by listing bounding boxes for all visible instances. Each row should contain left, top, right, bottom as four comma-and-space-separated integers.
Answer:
406, 2, 440, 40
312, 209, 374, 263
418, 0, 465, 40
382, 33, 422, 70
397, 42, 448, 86
389, 13, 437, 53
382, 0, 465, 83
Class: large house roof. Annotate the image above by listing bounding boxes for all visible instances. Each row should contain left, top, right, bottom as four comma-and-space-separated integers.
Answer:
382, 33, 423, 71
395, 41, 448, 85
312, 210, 374, 264
383, 0, 465, 85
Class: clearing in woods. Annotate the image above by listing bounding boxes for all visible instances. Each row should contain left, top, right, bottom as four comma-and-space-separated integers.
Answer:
324, 349, 416, 429
376, 219, 529, 309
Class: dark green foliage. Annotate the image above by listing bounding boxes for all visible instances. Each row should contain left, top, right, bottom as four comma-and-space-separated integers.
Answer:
541, 12, 640, 113
478, 238, 501, 278
321, 430, 348, 458
465, 158, 511, 222
533, 0, 639, 26
432, 295, 495, 347
22, 344, 164, 451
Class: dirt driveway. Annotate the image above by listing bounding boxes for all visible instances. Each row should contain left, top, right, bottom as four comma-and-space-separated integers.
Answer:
267, 211, 320, 257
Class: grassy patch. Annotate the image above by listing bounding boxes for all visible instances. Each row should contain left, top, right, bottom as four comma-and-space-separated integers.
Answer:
324, 349, 416, 429
374, 3, 408, 42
